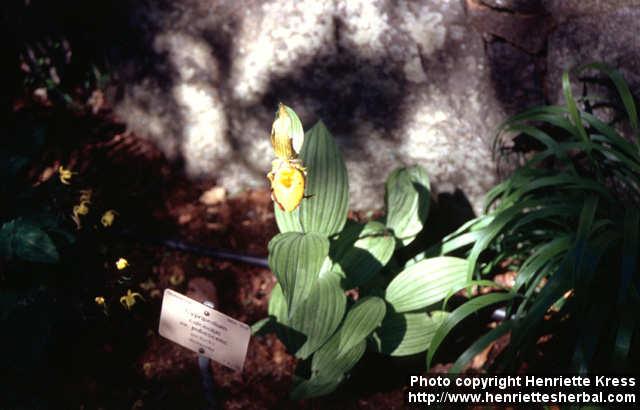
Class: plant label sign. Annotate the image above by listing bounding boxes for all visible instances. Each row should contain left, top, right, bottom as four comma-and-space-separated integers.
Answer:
159, 288, 250, 372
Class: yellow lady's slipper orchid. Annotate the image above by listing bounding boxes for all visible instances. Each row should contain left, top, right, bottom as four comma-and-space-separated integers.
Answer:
267, 103, 307, 212
120, 289, 144, 310
115, 258, 129, 270
101, 209, 118, 227
268, 160, 306, 212
58, 166, 74, 185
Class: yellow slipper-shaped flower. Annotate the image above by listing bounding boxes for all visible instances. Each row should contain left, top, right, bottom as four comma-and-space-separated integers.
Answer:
268, 161, 306, 212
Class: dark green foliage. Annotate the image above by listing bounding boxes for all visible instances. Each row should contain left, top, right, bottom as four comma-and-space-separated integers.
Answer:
0, 218, 59, 263
259, 109, 470, 398
267, 232, 329, 317
385, 165, 430, 244
428, 64, 640, 373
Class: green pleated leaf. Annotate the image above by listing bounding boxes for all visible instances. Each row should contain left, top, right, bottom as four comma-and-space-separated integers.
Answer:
274, 206, 303, 233
385, 257, 469, 313
290, 272, 346, 359
298, 121, 349, 236
427, 292, 516, 369
268, 282, 288, 320
291, 325, 367, 399
290, 373, 343, 400
332, 221, 396, 288
268, 273, 346, 359
384, 165, 430, 243
338, 296, 386, 356
373, 310, 448, 356
267, 282, 306, 352
0, 219, 59, 263
268, 232, 329, 316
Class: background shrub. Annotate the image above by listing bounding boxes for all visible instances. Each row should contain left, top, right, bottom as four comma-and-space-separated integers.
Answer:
425, 64, 640, 373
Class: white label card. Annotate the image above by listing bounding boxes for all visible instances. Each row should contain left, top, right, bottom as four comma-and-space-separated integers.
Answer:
159, 288, 250, 372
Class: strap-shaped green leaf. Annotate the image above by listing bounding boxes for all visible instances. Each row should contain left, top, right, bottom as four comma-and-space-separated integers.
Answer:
449, 320, 514, 373
268, 232, 329, 317
576, 63, 639, 136
427, 292, 516, 369
612, 207, 639, 369
332, 221, 396, 288
385, 257, 469, 313
338, 296, 386, 356
384, 165, 430, 242
373, 310, 448, 356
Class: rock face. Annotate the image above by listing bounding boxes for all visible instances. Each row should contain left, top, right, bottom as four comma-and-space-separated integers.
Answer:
543, 0, 640, 18
110, 0, 640, 214
546, 6, 640, 104
113, 0, 502, 215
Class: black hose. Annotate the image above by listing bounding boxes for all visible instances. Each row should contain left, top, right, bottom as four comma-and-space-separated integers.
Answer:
119, 230, 269, 268
161, 239, 269, 268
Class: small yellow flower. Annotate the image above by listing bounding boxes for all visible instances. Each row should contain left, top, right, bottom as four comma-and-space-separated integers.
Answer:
115, 258, 129, 270
72, 200, 91, 229
120, 289, 144, 310
101, 209, 118, 227
169, 271, 185, 286
95, 296, 105, 306
73, 201, 90, 216
58, 166, 75, 185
